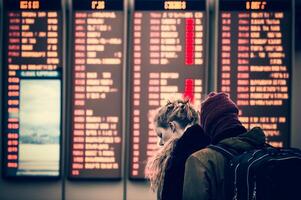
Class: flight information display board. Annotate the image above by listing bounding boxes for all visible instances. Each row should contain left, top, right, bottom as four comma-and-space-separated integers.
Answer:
69, 0, 124, 179
130, 0, 208, 179
2, 0, 63, 177
217, 0, 292, 147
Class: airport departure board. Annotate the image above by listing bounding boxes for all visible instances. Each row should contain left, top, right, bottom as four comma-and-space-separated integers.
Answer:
217, 0, 292, 147
2, 0, 63, 177
130, 0, 208, 179
69, 0, 124, 179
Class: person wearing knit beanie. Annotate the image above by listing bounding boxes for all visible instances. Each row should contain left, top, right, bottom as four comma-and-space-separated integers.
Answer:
200, 92, 247, 144
183, 92, 267, 200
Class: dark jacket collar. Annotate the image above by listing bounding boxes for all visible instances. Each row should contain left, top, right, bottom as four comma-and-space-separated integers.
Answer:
219, 127, 266, 154
173, 124, 211, 157
161, 124, 211, 200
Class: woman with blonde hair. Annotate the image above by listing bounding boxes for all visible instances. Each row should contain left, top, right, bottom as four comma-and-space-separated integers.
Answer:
145, 99, 211, 200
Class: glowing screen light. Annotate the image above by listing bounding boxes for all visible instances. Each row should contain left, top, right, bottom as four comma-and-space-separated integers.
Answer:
69, 0, 124, 179
2, 0, 63, 177
130, 0, 208, 179
217, 0, 292, 147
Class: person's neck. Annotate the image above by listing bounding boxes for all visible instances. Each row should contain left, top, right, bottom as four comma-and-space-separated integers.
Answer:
179, 123, 194, 136
184, 123, 193, 132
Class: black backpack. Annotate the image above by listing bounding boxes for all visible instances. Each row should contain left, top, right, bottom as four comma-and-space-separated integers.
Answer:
208, 144, 301, 200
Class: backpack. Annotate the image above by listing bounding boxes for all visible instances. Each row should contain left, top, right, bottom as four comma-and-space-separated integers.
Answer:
208, 144, 301, 200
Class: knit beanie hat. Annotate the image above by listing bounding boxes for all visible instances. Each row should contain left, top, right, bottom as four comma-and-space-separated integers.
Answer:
200, 92, 246, 143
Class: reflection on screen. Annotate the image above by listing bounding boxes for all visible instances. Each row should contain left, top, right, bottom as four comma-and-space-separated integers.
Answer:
17, 80, 60, 176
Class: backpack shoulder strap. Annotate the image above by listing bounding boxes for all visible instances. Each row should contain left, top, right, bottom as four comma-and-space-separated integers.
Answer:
208, 144, 236, 160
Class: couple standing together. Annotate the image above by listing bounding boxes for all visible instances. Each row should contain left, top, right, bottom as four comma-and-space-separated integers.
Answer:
145, 92, 266, 200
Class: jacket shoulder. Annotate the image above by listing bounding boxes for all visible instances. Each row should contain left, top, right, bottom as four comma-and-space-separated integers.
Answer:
183, 148, 226, 200
189, 147, 225, 164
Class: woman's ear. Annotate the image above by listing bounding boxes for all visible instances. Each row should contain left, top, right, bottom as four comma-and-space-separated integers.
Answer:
169, 122, 176, 133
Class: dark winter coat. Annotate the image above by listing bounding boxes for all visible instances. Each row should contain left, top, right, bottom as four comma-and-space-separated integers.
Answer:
182, 127, 266, 200
159, 124, 211, 200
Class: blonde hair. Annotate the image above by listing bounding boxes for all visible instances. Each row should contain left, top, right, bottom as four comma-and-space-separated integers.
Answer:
145, 99, 199, 194
153, 99, 199, 129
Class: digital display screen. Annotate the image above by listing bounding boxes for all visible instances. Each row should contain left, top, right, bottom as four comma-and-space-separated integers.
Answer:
217, 0, 292, 147
2, 0, 63, 177
69, 0, 124, 179
130, 0, 208, 179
